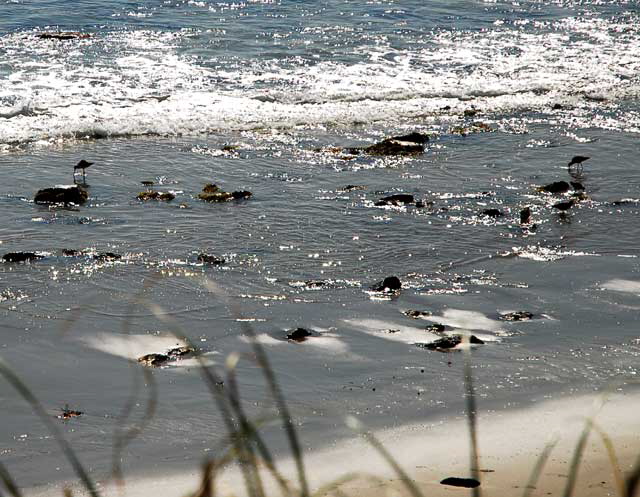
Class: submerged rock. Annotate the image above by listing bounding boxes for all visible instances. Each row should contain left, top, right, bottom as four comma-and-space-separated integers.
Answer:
34, 185, 88, 205
202, 183, 221, 194
232, 191, 252, 200
499, 311, 534, 321
450, 122, 492, 135
371, 276, 402, 292
403, 309, 432, 319
2, 252, 44, 263
137, 190, 175, 201
375, 194, 415, 206
286, 327, 313, 342
440, 477, 480, 489
416, 334, 484, 351
197, 254, 225, 264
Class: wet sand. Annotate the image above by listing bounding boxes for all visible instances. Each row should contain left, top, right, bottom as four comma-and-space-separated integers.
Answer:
25, 390, 640, 497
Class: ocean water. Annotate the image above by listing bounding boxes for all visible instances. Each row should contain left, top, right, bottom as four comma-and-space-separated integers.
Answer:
1, 0, 640, 492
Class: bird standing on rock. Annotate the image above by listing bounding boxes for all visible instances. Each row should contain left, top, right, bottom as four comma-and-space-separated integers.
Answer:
73, 160, 93, 182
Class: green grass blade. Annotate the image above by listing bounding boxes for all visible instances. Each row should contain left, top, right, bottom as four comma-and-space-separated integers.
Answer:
346, 417, 423, 497
521, 438, 558, 497
562, 418, 593, 497
463, 336, 482, 497
0, 461, 22, 497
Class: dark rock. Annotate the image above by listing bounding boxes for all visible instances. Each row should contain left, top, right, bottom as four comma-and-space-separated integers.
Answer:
570, 181, 585, 191
440, 477, 481, 488
417, 334, 484, 351
346, 132, 429, 156
375, 194, 415, 206
62, 249, 82, 257
231, 191, 252, 200
520, 207, 532, 225
198, 191, 233, 202
481, 208, 504, 218
3, 252, 44, 263
137, 353, 170, 367
286, 328, 313, 342
57, 405, 83, 420
425, 323, 446, 333
197, 254, 225, 264
34, 186, 88, 205
553, 199, 575, 212
137, 190, 175, 201
221, 145, 239, 152
167, 346, 195, 358
537, 181, 571, 194
37, 32, 91, 40
304, 280, 327, 288
499, 311, 534, 321
341, 185, 366, 192
463, 109, 478, 117
371, 276, 401, 292
451, 122, 492, 135
93, 252, 121, 261
552, 103, 564, 110
403, 310, 432, 319
389, 132, 429, 145
202, 183, 221, 193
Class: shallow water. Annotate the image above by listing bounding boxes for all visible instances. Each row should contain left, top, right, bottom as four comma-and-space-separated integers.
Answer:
1, 0, 640, 492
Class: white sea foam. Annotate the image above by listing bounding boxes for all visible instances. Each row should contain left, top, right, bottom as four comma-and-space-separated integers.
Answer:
601, 279, 640, 295
2, 13, 640, 146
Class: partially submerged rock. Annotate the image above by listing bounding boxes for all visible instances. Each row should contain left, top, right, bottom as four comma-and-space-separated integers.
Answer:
340, 185, 366, 192
375, 194, 415, 206
57, 404, 83, 420
137, 190, 175, 201
2, 252, 44, 263
37, 32, 91, 40
198, 183, 252, 202
450, 122, 492, 135
537, 181, 581, 194
416, 334, 484, 351
138, 353, 170, 367
62, 249, 82, 257
93, 252, 121, 261
197, 253, 225, 264
34, 185, 88, 205
440, 477, 480, 488
138, 345, 196, 367
425, 323, 447, 333
346, 132, 429, 156
286, 327, 313, 342
403, 309, 432, 319
481, 208, 504, 218
499, 311, 534, 321
371, 276, 402, 293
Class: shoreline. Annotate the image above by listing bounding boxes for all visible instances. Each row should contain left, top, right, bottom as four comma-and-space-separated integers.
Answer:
24, 389, 640, 497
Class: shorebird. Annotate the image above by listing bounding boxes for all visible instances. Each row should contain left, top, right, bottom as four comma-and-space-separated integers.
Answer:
568, 155, 589, 174
73, 160, 93, 182
552, 199, 575, 213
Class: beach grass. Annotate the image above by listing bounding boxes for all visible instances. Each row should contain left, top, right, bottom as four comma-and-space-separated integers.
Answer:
1, 278, 640, 497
